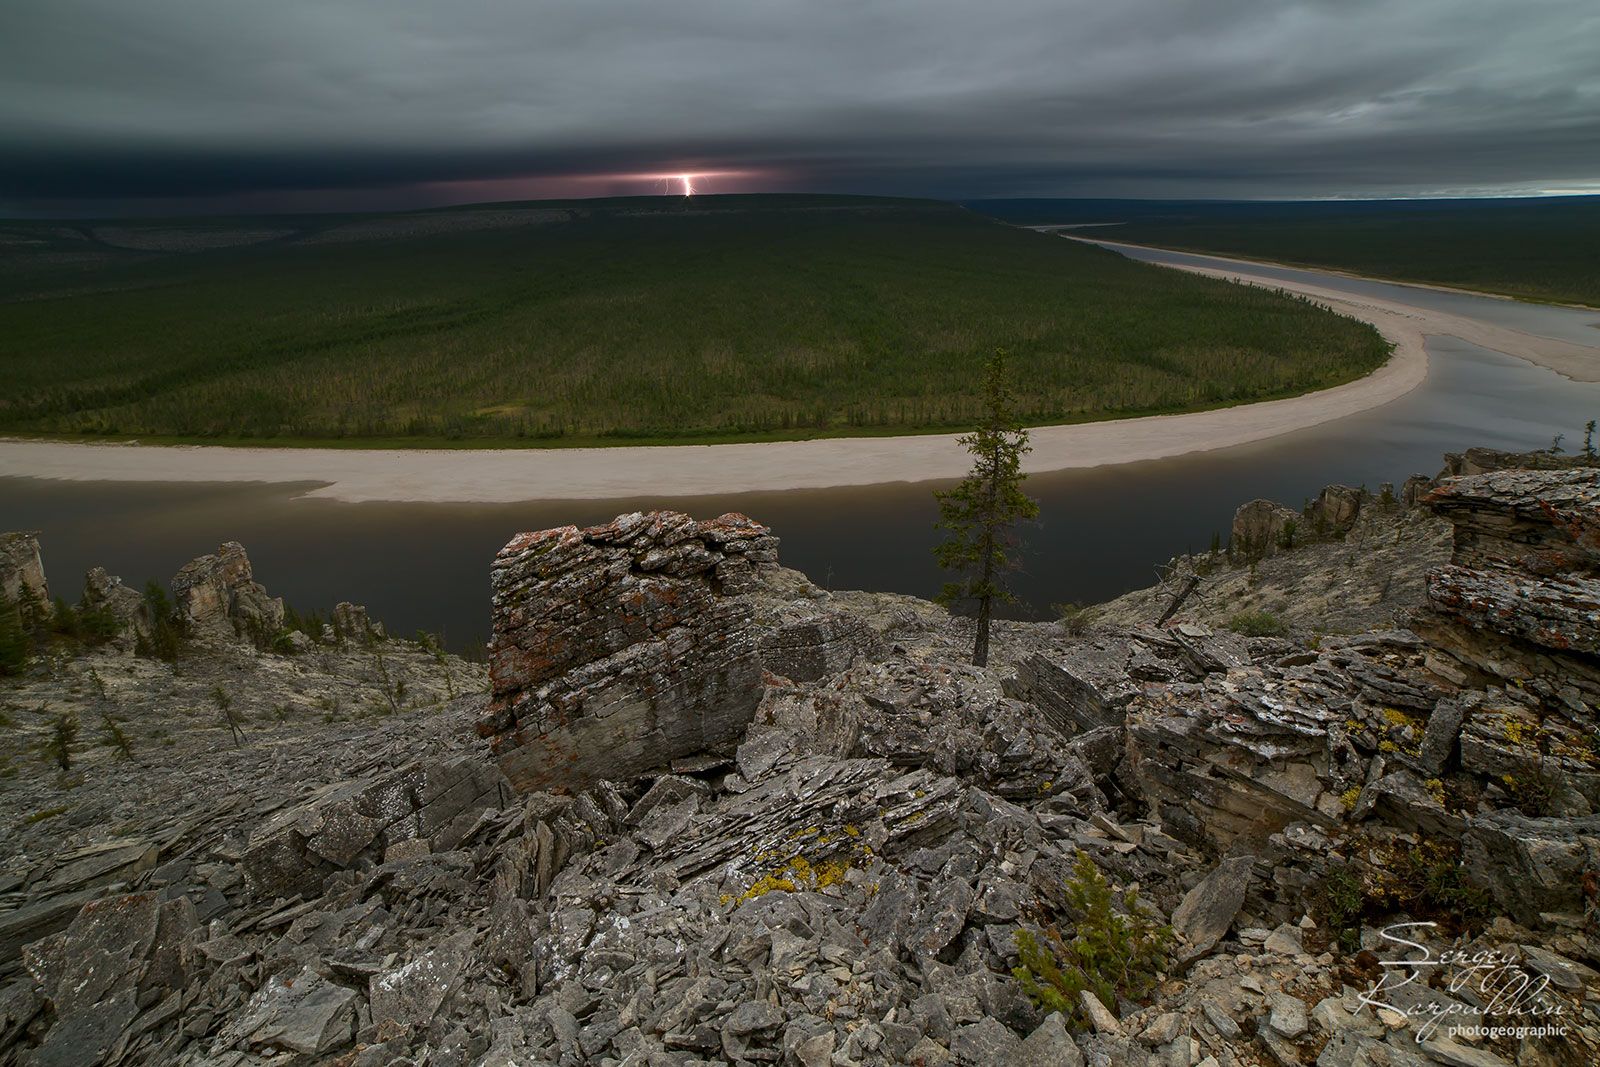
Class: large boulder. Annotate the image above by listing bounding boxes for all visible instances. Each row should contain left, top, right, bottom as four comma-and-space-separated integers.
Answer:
480, 511, 779, 793
20, 892, 197, 1067
1461, 812, 1600, 925
170, 542, 285, 645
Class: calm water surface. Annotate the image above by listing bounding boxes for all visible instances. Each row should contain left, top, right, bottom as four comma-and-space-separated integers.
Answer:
4, 254, 1599, 650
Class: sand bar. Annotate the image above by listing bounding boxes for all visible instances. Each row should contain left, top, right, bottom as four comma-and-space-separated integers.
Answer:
1, 253, 1594, 503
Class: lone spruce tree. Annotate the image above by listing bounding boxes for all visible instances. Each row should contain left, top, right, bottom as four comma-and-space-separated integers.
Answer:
934, 347, 1040, 666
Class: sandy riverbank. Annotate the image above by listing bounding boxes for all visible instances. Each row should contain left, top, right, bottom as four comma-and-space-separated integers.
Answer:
1072, 236, 1600, 313
1, 254, 1592, 503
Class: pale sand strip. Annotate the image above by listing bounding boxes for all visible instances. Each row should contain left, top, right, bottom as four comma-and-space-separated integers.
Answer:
1069, 236, 1600, 312
0, 257, 1593, 503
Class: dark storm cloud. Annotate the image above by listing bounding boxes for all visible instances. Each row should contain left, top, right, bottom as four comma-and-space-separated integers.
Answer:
3, 0, 1597, 212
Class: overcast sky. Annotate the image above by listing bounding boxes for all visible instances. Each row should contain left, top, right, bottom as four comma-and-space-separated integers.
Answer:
4, 0, 1597, 214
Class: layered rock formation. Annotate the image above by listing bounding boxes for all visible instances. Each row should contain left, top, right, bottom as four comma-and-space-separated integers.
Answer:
241, 755, 513, 900
1122, 461, 1600, 930
171, 541, 286, 645
1229, 498, 1299, 560
3, 456, 1598, 1067
0, 532, 47, 610
480, 511, 780, 793
1416, 466, 1600, 704
80, 568, 151, 652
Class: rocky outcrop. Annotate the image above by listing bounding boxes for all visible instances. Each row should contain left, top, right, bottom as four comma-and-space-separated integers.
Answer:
1400, 472, 1434, 506
5, 462, 1600, 1067
81, 568, 150, 652
1440, 444, 1598, 476
0, 531, 47, 612
1123, 629, 1440, 856
480, 511, 780, 793
1427, 465, 1600, 569
170, 541, 285, 645
331, 601, 385, 643
1307, 483, 1365, 534
1230, 499, 1299, 560
1415, 466, 1600, 705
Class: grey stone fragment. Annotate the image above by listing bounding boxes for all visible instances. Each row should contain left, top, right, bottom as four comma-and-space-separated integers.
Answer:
1416, 1038, 1516, 1067
972, 876, 1024, 924
1263, 923, 1305, 956
250, 972, 358, 1056
948, 1017, 1022, 1065
1200, 1001, 1241, 1039
29, 992, 136, 1067
1139, 1012, 1183, 1046
1016, 1011, 1084, 1067
1360, 771, 1466, 838
1078, 990, 1121, 1034
1267, 993, 1308, 1039
723, 999, 783, 1036
1516, 944, 1599, 991
1009, 653, 1120, 735
1416, 696, 1467, 775
0, 889, 101, 966
907, 1035, 953, 1065
369, 930, 474, 1033
793, 1030, 835, 1067
1063, 725, 1124, 778
910, 992, 954, 1042
1258, 1026, 1302, 1066
1170, 855, 1254, 961
735, 724, 796, 782
915, 879, 974, 955
1461, 811, 1600, 925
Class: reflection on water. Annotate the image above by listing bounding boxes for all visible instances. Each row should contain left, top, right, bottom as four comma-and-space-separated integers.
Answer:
4, 339, 1598, 651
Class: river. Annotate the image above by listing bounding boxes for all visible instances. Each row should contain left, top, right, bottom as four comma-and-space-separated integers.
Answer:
4, 247, 1599, 649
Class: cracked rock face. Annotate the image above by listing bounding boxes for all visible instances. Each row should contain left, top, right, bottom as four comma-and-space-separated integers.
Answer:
1230, 499, 1300, 560
481, 511, 780, 793
1416, 466, 1600, 705
0, 531, 47, 610
5, 459, 1600, 1067
81, 568, 151, 652
170, 541, 285, 645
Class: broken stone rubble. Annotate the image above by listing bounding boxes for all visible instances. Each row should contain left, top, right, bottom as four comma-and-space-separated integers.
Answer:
1, 452, 1596, 1066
